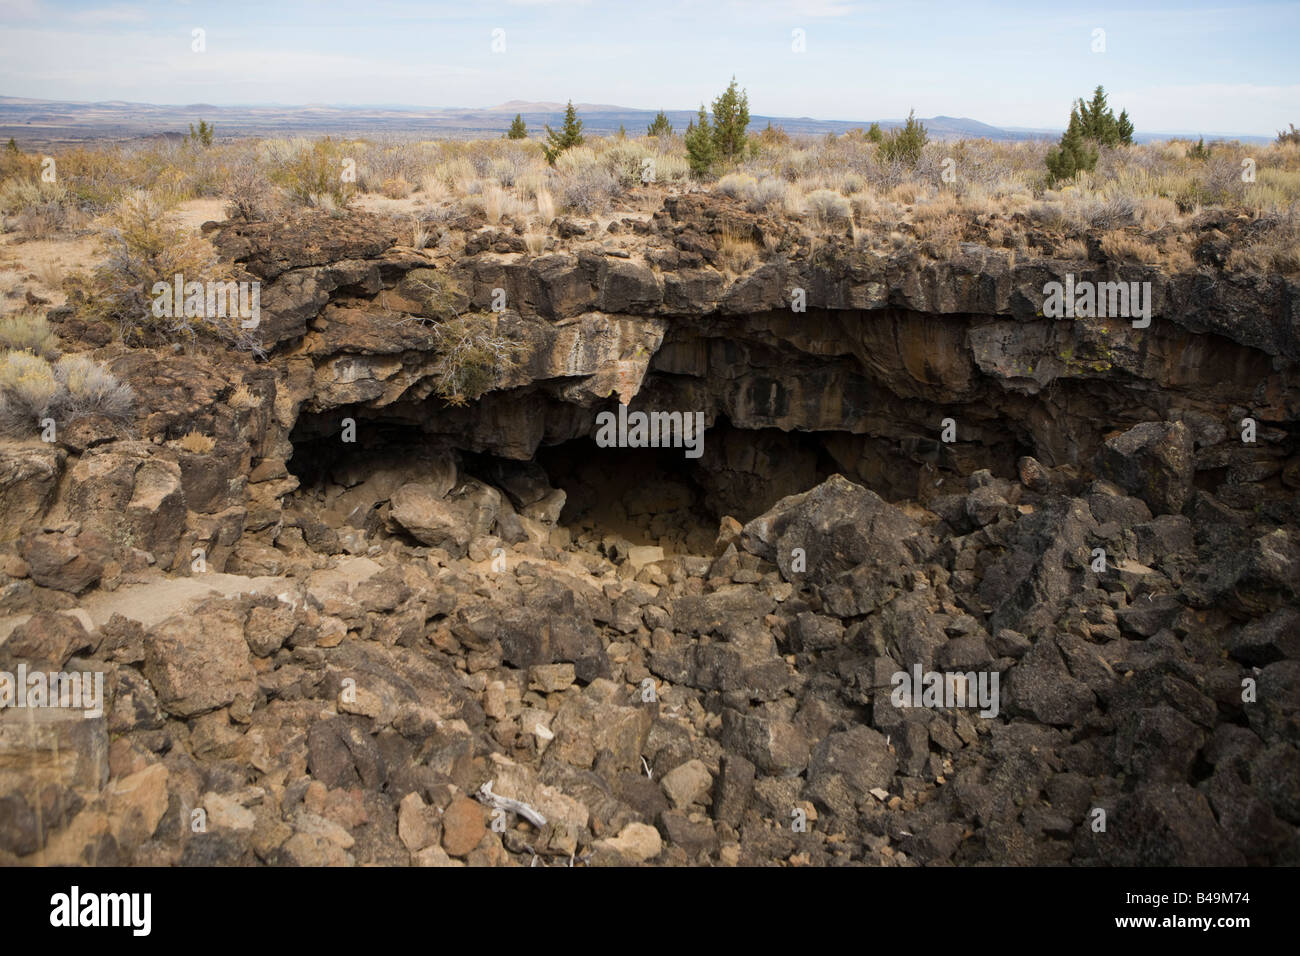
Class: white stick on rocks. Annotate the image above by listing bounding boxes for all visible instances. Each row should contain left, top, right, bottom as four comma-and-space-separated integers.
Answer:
476, 781, 547, 828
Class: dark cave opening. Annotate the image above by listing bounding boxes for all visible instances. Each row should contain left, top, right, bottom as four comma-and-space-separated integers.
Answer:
283, 396, 1035, 551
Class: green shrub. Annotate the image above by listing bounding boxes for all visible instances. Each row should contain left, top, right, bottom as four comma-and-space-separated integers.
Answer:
1076, 87, 1133, 147
1045, 87, 1133, 184
506, 114, 528, 140
1045, 108, 1100, 184
188, 120, 214, 148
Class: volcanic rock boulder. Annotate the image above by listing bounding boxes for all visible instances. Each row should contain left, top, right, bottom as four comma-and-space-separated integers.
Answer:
0, 612, 93, 671
18, 529, 112, 594
142, 600, 258, 718
386, 482, 474, 555
0, 444, 64, 543
1096, 421, 1194, 516
739, 474, 935, 616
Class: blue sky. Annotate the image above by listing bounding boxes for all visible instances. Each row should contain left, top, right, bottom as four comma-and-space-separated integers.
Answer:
0, 0, 1296, 135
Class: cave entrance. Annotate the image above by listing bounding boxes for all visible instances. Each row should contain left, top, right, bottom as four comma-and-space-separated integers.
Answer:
283, 400, 1025, 561
532, 437, 718, 555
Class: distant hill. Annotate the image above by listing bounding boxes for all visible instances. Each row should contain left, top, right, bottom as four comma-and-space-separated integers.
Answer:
0, 95, 1274, 148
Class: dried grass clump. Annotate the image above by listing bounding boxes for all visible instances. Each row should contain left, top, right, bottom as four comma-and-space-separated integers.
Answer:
600, 140, 653, 188
223, 155, 277, 221
0, 349, 58, 427
717, 173, 758, 200
1099, 231, 1162, 265
474, 184, 528, 224
647, 152, 689, 183
401, 268, 467, 320
381, 175, 413, 199
714, 172, 787, 214
410, 216, 433, 250
176, 428, 216, 454
1226, 205, 1300, 274
1055, 238, 1089, 260
1137, 197, 1179, 231
534, 188, 557, 225
555, 153, 617, 215
229, 383, 260, 408
718, 225, 759, 274
914, 213, 963, 258
0, 178, 77, 239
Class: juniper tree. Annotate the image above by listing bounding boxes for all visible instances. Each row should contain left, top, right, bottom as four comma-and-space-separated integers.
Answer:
1074, 86, 1133, 147
543, 101, 584, 165
1116, 109, 1135, 145
646, 111, 673, 137
880, 110, 928, 166
188, 119, 213, 147
684, 106, 716, 178
1045, 106, 1099, 183
1044, 86, 1132, 182
710, 76, 750, 163
506, 114, 527, 139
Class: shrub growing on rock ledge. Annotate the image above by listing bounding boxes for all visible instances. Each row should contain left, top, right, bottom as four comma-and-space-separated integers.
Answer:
427, 313, 525, 406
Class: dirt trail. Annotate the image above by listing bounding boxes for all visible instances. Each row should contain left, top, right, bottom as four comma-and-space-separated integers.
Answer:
0, 555, 385, 642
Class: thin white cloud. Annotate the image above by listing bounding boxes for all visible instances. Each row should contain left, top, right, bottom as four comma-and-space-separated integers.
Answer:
0, 26, 483, 102
0, 0, 41, 20
67, 4, 149, 24
725, 0, 865, 19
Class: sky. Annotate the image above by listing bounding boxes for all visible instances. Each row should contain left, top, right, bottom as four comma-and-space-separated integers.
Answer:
0, 0, 1296, 136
